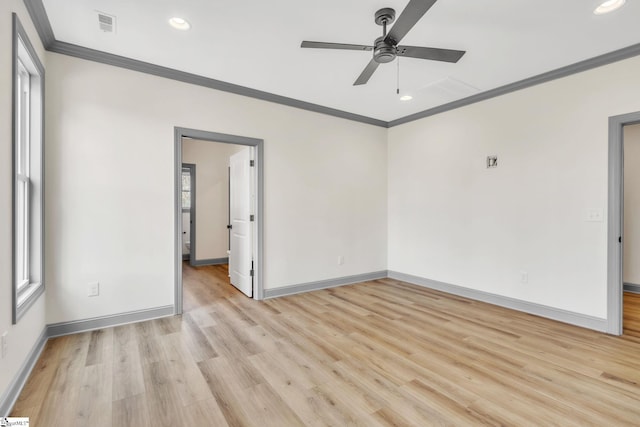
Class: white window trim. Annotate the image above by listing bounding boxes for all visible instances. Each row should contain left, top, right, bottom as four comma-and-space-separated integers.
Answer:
12, 14, 45, 324
16, 60, 30, 295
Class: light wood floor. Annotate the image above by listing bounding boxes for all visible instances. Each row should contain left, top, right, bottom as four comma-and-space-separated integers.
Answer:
623, 291, 640, 338
11, 265, 640, 426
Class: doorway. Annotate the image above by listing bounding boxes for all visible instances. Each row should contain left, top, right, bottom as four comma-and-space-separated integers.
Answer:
174, 127, 264, 315
607, 111, 640, 335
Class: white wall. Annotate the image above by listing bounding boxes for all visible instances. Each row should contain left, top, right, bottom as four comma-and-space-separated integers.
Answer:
388, 55, 640, 319
45, 52, 388, 323
624, 124, 640, 285
182, 139, 244, 261
0, 0, 47, 411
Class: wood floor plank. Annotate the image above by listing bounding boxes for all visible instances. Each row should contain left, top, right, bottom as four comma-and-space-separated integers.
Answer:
197, 357, 256, 427
185, 307, 217, 328
335, 357, 461, 426
75, 364, 113, 427
181, 398, 230, 427
160, 332, 214, 406
112, 394, 151, 427
181, 311, 219, 362
241, 382, 306, 427
41, 333, 91, 412
85, 328, 113, 366
371, 406, 419, 427
309, 382, 386, 427
248, 350, 315, 391
141, 360, 188, 427
135, 322, 165, 365
244, 356, 328, 427
112, 324, 146, 402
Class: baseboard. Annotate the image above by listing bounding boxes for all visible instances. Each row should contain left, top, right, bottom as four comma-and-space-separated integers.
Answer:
264, 270, 388, 299
190, 257, 228, 267
388, 271, 608, 333
47, 305, 175, 338
0, 327, 47, 417
624, 282, 640, 294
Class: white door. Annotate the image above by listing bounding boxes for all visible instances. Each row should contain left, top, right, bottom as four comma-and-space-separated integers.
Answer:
229, 147, 253, 297
182, 212, 190, 255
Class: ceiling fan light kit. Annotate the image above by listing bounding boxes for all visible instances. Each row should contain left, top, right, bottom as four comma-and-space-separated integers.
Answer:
300, 0, 466, 86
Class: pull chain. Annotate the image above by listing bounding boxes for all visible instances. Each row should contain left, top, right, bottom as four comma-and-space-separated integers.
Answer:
396, 57, 400, 95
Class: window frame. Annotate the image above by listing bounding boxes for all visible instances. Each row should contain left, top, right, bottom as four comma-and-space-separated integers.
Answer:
12, 14, 45, 324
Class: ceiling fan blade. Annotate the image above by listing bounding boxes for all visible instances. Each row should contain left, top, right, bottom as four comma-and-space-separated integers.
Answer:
384, 0, 438, 45
353, 58, 380, 86
301, 41, 373, 51
397, 45, 465, 63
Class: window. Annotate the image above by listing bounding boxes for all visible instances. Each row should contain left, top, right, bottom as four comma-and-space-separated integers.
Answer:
16, 60, 30, 292
12, 15, 45, 323
182, 168, 191, 210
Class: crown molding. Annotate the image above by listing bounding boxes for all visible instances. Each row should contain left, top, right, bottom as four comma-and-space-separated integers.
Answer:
388, 42, 640, 127
22, 0, 640, 129
46, 39, 388, 127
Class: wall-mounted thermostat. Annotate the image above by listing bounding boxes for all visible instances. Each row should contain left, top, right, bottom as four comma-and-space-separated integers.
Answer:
486, 156, 498, 168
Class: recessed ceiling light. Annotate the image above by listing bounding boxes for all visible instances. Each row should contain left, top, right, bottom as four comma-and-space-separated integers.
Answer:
400, 95, 413, 101
169, 17, 191, 30
594, 0, 625, 15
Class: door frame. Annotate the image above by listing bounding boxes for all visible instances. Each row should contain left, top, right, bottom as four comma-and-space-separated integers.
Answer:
181, 163, 196, 264
174, 127, 265, 315
607, 111, 640, 335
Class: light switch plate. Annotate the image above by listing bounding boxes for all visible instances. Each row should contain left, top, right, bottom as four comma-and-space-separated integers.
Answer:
1, 331, 7, 359
88, 282, 100, 297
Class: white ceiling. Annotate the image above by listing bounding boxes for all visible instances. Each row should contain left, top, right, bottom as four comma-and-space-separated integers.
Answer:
41, 0, 640, 122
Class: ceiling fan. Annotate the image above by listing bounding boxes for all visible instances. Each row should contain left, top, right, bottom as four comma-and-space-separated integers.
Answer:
301, 0, 465, 86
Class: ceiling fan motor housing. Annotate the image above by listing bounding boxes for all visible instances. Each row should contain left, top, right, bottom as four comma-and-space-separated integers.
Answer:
374, 36, 396, 63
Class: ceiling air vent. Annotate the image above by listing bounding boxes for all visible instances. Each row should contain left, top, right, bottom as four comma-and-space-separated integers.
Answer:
419, 77, 480, 104
97, 12, 116, 33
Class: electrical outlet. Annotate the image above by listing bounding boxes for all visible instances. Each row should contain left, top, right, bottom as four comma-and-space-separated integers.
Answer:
520, 271, 529, 284
88, 282, 100, 297
1, 331, 7, 359
338, 255, 344, 265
